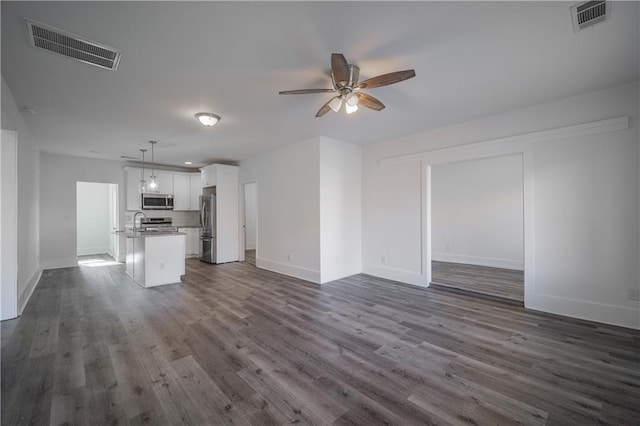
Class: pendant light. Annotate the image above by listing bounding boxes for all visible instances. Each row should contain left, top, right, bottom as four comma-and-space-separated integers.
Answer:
148, 141, 158, 191
139, 148, 147, 193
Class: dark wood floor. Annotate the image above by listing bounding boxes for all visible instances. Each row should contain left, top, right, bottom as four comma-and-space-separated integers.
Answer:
245, 249, 256, 266
2, 259, 639, 425
432, 260, 524, 303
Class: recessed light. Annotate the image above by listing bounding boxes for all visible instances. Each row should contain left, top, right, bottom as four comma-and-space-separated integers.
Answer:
195, 112, 220, 126
185, 161, 192, 165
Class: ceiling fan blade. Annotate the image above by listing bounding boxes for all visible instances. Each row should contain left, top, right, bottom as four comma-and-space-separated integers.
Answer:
316, 96, 340, 117
357, 93, 385, 111
279, 88, 335, 95
331, 53, 350, 86
357, 69, 416, 89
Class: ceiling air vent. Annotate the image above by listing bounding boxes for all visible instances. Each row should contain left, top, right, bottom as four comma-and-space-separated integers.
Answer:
25, 19, 122, 71
571, 1, 609, 32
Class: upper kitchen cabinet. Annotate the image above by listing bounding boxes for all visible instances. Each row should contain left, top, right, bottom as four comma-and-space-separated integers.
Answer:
172, 173, 190, 210
190, 173, 202, 210
201, 164, 216, 188
150, 170, 174, 194
173, 172, 202, 211
125, 167, 142, 211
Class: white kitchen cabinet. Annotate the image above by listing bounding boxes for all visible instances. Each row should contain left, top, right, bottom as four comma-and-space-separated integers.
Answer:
190, 173, 201, 210
173, 172, 202, 211
158, 171, 173, 194
125, 168, 142, 211
173, 173, 190, 210
201, 164, 216, 187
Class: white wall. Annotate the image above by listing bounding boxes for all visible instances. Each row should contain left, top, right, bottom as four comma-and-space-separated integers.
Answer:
244, 182, 257, 250
431, 154, 524, 270
240, 136, 363, 284
2, 76, 41, 315
40, 153, 199, 269
319, 137, 362, 283
240, 138, 321, 282
76, 182, 111, 256
1, 130, 18, 320
363, 81, 639, 329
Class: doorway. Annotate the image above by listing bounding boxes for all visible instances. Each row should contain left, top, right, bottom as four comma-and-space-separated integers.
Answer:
429, 154, 524, 304
76, 182, 120, 265
243, 182, 257, 265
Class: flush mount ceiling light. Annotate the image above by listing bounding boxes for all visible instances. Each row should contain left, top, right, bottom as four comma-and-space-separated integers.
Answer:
195, 113, 220, 126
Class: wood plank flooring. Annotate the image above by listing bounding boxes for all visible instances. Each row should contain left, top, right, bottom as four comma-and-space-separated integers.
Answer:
245, 249, 256, 266
431, 260, 524, 303
2, 258, 639, 425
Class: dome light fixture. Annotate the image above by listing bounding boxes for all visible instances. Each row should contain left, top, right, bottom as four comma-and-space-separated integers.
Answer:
195, 112, 220, 126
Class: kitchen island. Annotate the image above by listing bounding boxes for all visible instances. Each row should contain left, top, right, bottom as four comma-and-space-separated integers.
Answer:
125, 231, 185, 288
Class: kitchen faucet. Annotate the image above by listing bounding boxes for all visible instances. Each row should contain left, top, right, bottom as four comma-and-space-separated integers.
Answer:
133, 211, 147, 232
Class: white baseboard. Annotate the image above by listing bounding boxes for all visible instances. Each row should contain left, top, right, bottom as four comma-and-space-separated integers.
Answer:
320, 263, 362, 284
41, 257, 78, 270
77, 247, 110, 256
256, 257, 321, 284
432, 253, 524, 271
362, 263, 428, 288
246, 242, 256, 250
527, 292, 640, 330
18, 268, 42, 315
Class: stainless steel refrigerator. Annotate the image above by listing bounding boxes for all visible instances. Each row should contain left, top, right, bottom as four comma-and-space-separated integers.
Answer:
199, 194, 216, 263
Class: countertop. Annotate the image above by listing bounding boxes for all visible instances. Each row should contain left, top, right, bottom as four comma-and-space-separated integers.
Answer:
114, 230, 186, 239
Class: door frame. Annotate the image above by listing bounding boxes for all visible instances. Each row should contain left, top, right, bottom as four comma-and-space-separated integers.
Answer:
239, 180, 258, 262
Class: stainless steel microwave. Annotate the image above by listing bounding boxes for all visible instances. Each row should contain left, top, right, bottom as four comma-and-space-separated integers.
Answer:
141, 193, 174, 210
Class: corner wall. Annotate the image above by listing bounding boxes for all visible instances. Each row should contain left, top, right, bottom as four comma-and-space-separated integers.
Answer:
239, 138, 322, 282
319, 137, 362, 283
1, 76, 41, 315
363, 81, 639, 329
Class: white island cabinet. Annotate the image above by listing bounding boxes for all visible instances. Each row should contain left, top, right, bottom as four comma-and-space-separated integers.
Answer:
126, 233, 185, 287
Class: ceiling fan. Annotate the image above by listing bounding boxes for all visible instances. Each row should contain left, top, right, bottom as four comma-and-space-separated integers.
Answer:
279, 53, 416, 117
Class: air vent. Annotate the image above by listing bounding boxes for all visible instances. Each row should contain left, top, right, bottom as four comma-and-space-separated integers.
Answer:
571, 1, 609, 32
25, 19, 122, 71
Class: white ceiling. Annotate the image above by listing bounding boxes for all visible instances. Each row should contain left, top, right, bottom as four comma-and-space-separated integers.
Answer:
2, 1, 638, 168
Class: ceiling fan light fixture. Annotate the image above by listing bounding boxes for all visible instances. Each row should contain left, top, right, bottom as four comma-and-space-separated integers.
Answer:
346, 92, 359, 107
345, 103, 358, 114
328, 97, 343, 112
195, 112, 220, 126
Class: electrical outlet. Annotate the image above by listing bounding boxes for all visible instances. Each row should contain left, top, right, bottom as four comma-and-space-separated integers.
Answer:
381, 255, 386, 263
159, 262, 165, 270
287, 254, 291, 261
627, 288, 639, 301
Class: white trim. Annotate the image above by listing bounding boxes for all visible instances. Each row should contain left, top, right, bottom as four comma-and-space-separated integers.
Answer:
77, 247, 111, 256
42, 258, 78, 270
18, 268, 42, 315
246, 243, 256, 250
320, 263, 362, 284
380, 116, 629, 165
363, 263, 428, 288
528, 293, 640, 330
432, 253, 524, 271
256, 257, 320, 284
